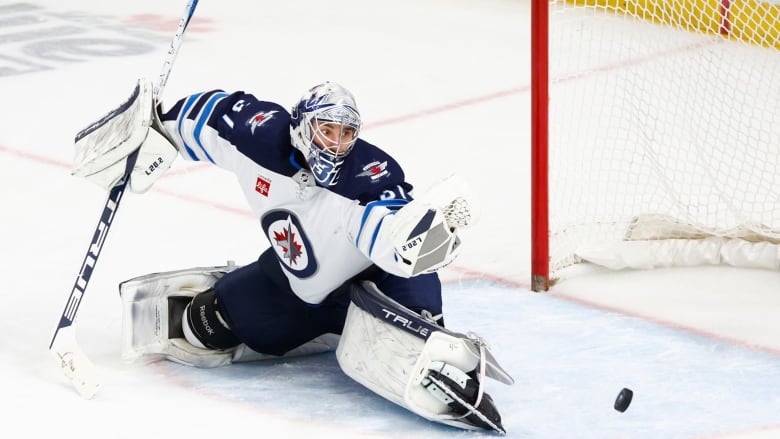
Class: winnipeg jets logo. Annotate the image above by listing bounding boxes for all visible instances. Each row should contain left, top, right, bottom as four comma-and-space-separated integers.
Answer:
273, 225, 303, 265
356, 161, 389, 181
247, 110, 278, 134
261, 210, 317, 278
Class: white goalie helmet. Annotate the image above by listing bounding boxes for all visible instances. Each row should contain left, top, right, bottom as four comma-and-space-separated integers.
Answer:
290, 82, 362, 186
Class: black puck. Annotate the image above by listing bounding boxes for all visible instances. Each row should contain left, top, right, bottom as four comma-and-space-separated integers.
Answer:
614, 388, 633, 412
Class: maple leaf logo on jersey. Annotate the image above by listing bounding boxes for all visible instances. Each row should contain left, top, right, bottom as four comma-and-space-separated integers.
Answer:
356, 161, 389, 181
261, 210, 317, 278
273, 227, 303, 265
247, 110, 278, 134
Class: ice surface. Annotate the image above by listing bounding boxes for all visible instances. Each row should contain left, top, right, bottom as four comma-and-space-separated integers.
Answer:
2, 0, 779, 438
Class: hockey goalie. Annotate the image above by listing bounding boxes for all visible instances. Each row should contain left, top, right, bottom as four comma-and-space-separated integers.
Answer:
74, 78, 514, 434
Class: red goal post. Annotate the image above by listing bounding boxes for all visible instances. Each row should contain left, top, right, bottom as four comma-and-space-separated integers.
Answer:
531, 0, 780, 291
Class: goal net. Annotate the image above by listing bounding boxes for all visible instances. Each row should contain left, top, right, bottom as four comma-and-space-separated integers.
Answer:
531, 0, 780, 291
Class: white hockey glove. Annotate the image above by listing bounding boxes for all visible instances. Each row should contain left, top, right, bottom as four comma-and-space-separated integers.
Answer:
390, 175, 475, 276
72, 77, 178, 193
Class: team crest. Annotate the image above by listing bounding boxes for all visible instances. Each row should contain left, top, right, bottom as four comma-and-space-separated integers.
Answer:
356, 161, 389, 181
261, 210, 317, 278
247, 110, 278, 134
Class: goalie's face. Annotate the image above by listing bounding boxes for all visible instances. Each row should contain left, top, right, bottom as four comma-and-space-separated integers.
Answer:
311, 120, 357, 156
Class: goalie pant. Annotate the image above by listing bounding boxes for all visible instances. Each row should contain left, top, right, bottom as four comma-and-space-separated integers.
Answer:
120, 263, 513, 433
187, 249, 444, 356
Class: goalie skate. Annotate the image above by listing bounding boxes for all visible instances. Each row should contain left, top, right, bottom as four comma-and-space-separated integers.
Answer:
422, 361, 506, 434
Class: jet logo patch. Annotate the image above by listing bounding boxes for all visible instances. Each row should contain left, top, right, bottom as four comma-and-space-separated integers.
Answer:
356, 161, 389, 181
248, 110, 278, 134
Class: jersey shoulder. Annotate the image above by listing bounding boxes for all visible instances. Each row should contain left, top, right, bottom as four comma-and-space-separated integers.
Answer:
218, 93, 295, 174
334, 139, 414, 204
162, 90, 296, 175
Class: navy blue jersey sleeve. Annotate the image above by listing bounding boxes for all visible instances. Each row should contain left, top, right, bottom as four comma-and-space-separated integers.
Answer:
160, 91, 296, 175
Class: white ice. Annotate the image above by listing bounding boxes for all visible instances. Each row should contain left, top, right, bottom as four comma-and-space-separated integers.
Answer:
2, 0, 779, 438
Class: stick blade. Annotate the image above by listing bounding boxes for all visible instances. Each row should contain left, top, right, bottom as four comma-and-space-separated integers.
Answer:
50, 326, 102, 399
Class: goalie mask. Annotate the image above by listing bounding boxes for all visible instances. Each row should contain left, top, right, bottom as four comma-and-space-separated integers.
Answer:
290, 82, 361, 186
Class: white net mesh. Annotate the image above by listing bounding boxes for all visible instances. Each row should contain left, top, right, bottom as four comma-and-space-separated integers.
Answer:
547, 0, 780, 278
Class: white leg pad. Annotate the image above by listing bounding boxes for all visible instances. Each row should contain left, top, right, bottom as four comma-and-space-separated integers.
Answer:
336, 302, 444, 412
119, 263, 237, 367
121, 262, 342, 367
336, 300, 511, 429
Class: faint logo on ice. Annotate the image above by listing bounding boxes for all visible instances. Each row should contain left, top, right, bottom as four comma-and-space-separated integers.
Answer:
0, 3, 215, 77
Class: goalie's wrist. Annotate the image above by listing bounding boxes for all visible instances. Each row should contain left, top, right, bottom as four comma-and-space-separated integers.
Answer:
389, 203, 463, 277
151, 100, 179, 150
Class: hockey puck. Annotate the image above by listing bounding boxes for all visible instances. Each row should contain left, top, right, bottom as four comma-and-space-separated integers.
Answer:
614, 388, 633, 412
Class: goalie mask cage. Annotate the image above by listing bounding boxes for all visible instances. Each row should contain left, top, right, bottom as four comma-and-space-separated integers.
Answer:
531, 0, 780, 291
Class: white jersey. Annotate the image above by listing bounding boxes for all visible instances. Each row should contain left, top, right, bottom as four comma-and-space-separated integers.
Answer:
159, 90, 415, 304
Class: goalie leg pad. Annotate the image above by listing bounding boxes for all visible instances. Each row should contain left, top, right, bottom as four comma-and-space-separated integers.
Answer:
348, 280, 514, 384
119, 263, 239, 367
336, 281, 513, 433
336, 288, 441, 412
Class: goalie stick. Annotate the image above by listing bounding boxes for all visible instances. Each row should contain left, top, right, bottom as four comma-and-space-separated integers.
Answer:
49, 0, 200, 399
